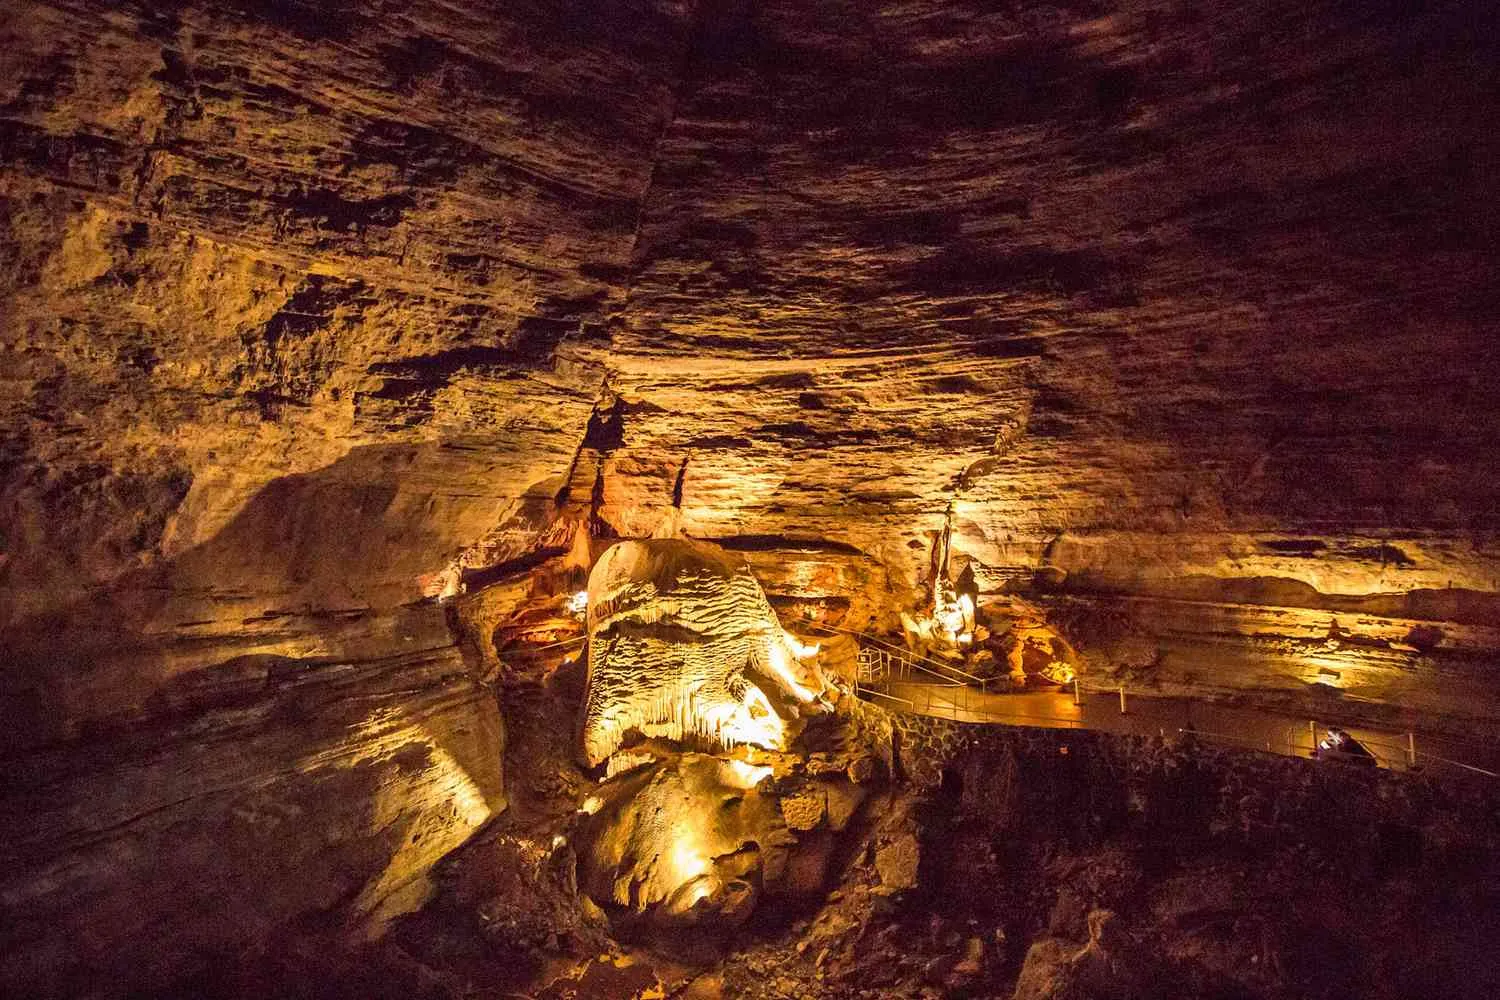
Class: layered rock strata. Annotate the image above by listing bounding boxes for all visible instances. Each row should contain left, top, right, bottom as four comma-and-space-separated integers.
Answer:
3, 0, 1500, 993
1, 1, 691, 992
0, 640, 503, 999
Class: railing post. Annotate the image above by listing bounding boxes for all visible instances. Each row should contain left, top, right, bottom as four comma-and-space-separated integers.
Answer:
1118, 684, 1127, 714
1308, 719, 1317, 755
1407, 731, 1417, 767
1073, 678, 1081, 706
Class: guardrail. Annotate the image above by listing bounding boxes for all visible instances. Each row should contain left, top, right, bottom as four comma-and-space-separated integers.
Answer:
798, 617, 988, 687
849, 642, 1499, 782
1267, 723, 1500, 778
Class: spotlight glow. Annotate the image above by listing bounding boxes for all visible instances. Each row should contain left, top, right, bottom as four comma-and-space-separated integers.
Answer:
724, 759, 773, 787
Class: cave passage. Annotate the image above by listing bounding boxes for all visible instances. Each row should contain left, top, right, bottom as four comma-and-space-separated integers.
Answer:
4, 0, 1500, 997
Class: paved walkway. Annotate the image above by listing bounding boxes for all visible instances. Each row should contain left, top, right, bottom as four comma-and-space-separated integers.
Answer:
863, 680, 1499, 780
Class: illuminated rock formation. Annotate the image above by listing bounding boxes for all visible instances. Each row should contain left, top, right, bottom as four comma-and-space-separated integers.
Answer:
3, 0, 1500, 995
580, 538, 827, 767
575, 752, 787, 930
569, 708, 883, 936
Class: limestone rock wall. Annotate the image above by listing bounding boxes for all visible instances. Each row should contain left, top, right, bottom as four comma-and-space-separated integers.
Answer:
0, 2, 692, 992
4, 0, 1500, 990
0, 0, 694, 638
6, 0, 1500, 742
0, 637, 504, 999
602, 0, 1500, 713
614, 0, 1500, 573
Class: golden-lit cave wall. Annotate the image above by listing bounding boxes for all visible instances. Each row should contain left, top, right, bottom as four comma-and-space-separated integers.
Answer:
3, 0, 1500, 991
0, 0, 696, 728
605, 0, 1500, 719
0, 1, 695, 995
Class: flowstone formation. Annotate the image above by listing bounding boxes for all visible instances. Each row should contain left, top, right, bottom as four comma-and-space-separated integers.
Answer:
561, 538, 894, 938
568, 717, 890, 940
580, 539, 831, 767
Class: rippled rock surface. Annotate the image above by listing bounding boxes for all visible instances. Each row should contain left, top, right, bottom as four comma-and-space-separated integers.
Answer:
581, 538, 828, 766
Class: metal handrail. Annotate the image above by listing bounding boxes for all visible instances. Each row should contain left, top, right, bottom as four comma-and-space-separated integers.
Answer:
884, 683, 1089, 728
861, 689, 917, 708
1335, 733, 1410, 752
1180, 727, 1275, 751
531, 616, 1496, 782
797, 617, 989, 685
859, 678, 1498, 782
1415, 752, 1500, 778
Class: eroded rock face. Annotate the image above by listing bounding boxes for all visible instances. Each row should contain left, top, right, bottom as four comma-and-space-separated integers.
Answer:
570, 726, 880, 940
613, 0, 1500, 577
0, 642, 504, 999
570, 543, 881, 938
602, 0, 1500, 719
576, 752, 788, 931
3, 0, 1498, 749
2, 0, 1499, 774
0, 1, 690, 990
0, 0, 696, 632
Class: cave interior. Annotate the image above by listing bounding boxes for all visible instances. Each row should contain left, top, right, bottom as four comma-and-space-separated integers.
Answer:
3, 1, 1500, 998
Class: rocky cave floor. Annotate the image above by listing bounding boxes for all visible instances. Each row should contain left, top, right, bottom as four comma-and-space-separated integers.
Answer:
156, 673, 1500, 1000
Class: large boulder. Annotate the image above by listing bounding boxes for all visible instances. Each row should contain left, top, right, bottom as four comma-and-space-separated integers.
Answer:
574, 753, 789, 933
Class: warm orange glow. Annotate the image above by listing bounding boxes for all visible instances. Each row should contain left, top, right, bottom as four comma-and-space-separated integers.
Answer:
580, 539, 830, 765
723, 759, 773, 787
1043, 661, 1076, 684
419, 562, 464, 601
919, 585, 976, 647
765, 635, 819, 703
1301, 655, 1348, 688
348, 713, 495, 924
668, 839, 709, 883
713, 683, 786, 749
784, 634, 820, 659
